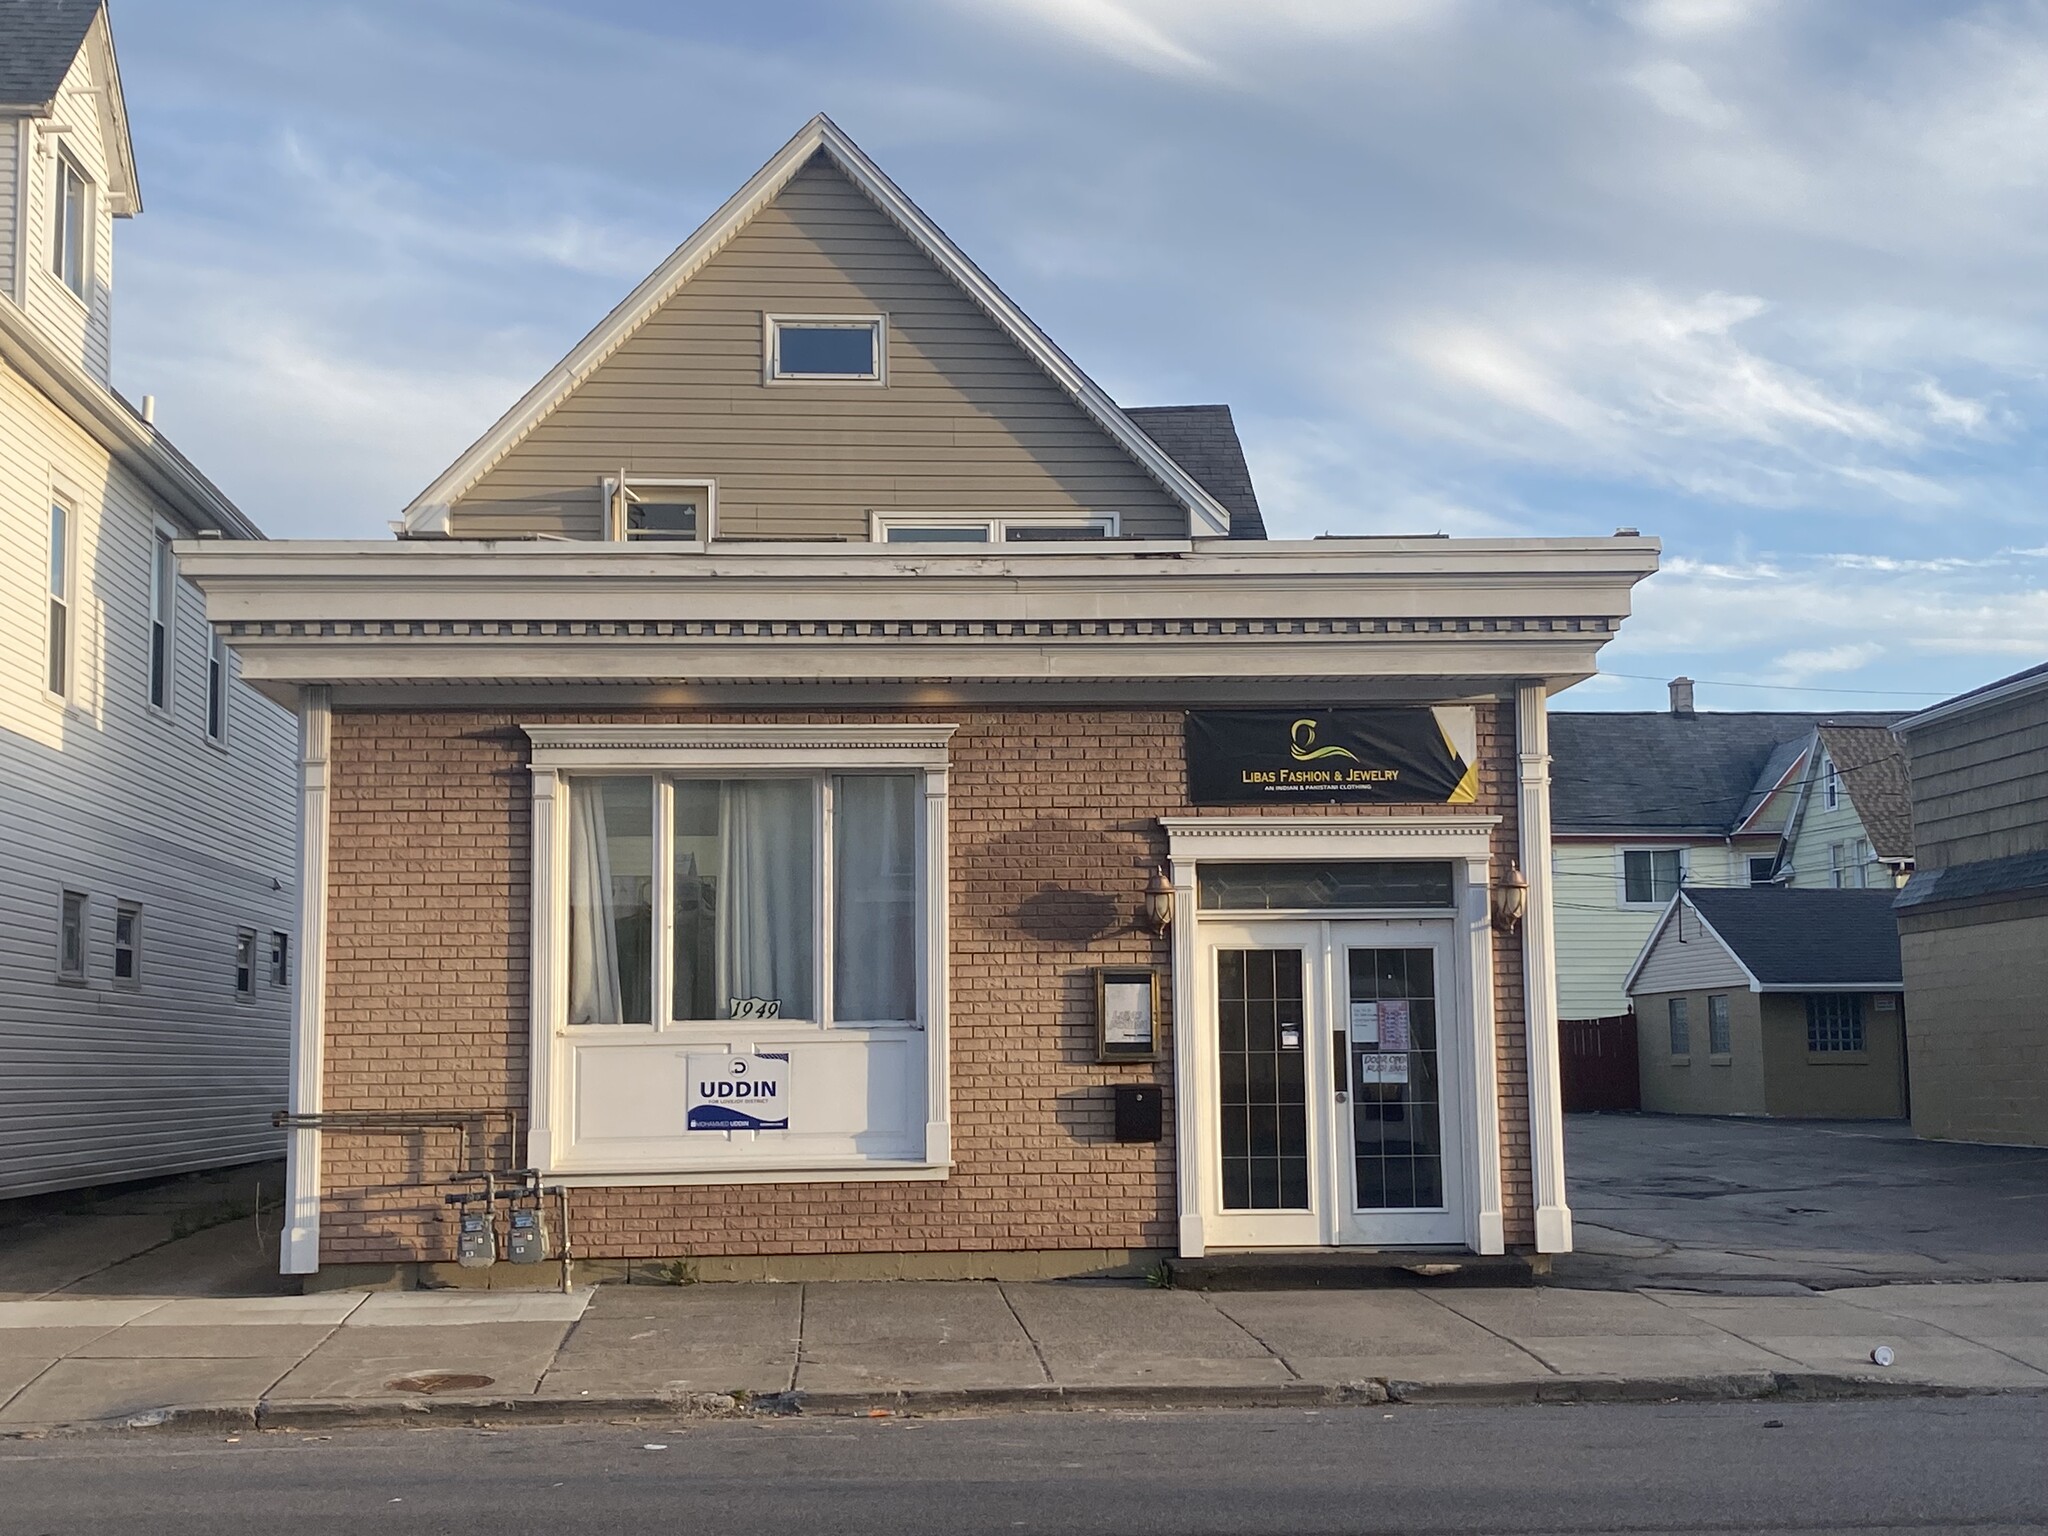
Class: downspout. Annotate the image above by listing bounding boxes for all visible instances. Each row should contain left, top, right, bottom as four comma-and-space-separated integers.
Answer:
1516, 681, 1572, 1253
283, 685, 331, 1275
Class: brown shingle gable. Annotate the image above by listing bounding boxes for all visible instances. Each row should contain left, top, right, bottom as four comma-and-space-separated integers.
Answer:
1817, 723, 1914, 861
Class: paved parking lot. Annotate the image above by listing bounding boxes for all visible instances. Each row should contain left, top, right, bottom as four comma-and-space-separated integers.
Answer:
1559, 1114, 2048, 1291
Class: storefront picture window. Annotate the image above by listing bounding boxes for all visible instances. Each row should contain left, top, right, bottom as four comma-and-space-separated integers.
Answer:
566, 770, 922, 1028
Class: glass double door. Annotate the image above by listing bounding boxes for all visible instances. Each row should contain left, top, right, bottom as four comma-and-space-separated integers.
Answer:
1207, 920, 1466, 1248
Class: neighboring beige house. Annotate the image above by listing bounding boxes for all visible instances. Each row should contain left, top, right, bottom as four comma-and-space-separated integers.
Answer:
1625, 888, 1907, 1120
1, 1, 297, 1197
181, 114, 1660, 1284
1778, 723, 1913, 891
1548, 680, 1900, 1026
1894, 663, 2048, 1147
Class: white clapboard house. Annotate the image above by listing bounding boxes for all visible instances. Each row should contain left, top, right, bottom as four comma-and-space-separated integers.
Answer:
1, 0, 296, 1198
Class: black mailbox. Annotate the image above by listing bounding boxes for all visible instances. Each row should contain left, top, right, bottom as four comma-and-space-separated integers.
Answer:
1113, 1084, 1163, 1144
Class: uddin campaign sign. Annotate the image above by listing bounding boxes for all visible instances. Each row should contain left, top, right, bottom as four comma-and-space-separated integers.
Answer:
686, 1053, 791, 1131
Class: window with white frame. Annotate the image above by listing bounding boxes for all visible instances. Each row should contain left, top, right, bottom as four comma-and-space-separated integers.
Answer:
1854, 838, 1872, 884
1806, 994, 1864, 1053
1708, 993, 1732, 1056
269, 930, 291, 989
234, 930, 256, 997
567, 772, 921, 1026
206, 630, 229, 743
1822, 754, 1840, 810
765, 315, 884, 382
1623, 848, 1683, 906
1667, 996, 1690, 1057
149, 531, 176, 711
51, 150, 90, 300
606, 476, 714, 546
46, 500, 71, 698
113, 903, 140, 986
1747, 855, 1776, 886
58, 891, 87, 981
870, 513, 1116, 545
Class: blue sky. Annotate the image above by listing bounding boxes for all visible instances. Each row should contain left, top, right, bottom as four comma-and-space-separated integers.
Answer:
104, 0, 2048, 712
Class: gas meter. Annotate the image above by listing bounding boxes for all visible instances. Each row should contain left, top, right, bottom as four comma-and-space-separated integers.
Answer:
507, 1199, 548, 1264
454, 1200, 496, 1268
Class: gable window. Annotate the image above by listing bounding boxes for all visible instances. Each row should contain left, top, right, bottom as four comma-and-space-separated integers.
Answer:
51, 150, 90, 300
871, 513, 1116, 544
1708, 994, 1732, 1056
765, 315, 884, 382
47, 500, 71, 698
149, 531, 176, 711
269, 931, 291, 989
1622, 848, 1683, 906
606, 476, 714, 546
1821, 755, 1840, 810
234, 930, 256, 997
113, 904, 140, 986
1806, 994, 1865, 1054
1747, 856, 1776, 886
1667, 997, 1690, 1058
206, 630, 229, 743
59, 892, 87, 981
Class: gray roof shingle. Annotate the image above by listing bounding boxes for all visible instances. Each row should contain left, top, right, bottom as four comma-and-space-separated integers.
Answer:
1123, 404, 1267, 540
0, 0, 100, 108
1683, 887, 1903, 988
1550, 710, 1905, 836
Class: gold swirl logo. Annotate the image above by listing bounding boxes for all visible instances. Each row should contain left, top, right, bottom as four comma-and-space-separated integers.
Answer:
1290, 719, 1358, 763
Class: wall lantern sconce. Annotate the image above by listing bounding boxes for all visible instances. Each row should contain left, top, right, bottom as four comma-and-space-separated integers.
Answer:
1492, 864, 1529, 935
1142, 866, 1176, 935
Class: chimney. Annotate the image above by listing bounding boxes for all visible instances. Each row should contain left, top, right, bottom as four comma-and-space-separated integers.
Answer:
140, 395, 156, 425
1669, 676, 1696, 717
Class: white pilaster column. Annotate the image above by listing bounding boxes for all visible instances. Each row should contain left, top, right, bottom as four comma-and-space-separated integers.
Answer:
1167, 852, 1203, 1257
282, 686, 330, 1275
527, 767, 561, 1171
922, 766, 953, 1166
1517, 681, 1573, 1253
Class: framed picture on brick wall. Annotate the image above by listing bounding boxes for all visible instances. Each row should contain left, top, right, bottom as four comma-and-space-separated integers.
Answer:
1096, 967, 1160, 1062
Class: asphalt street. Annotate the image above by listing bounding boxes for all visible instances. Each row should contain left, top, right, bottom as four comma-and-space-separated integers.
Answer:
3, 1399, 2045, 1535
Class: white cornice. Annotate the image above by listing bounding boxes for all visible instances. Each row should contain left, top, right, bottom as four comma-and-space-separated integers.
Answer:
399, 114, 1233, 538
1162, 815, 1500, 864
525, 723, 957, 767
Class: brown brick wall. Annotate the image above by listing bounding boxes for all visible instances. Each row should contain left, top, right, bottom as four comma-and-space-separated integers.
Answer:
318, 705, 1535, 1262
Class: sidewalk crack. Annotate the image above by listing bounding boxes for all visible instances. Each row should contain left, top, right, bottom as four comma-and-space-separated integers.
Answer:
1415, 1291, 1559, 1375
1199, 1292, 1298, 1380
994, 1283, 1054, 1385
790, 1283, 808, 1394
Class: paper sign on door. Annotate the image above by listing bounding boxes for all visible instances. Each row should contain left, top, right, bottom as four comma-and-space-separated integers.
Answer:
1358, 1051, 1409, 1084
1348, 1001, 1379, 1044
1378, 1000, 1412, 1053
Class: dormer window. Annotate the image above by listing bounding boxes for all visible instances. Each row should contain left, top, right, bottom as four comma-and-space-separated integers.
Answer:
51, 150, 91, 300
604, 476, 714, 547
765, 315, 884, 383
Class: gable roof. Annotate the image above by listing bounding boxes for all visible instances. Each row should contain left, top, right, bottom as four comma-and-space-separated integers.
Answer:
1625, 887, 1904, 995
1813, 723, 1913, 861
401, 116, 1234, 540
1548, 710, 1905, 836
0, 1, 138, 212
1124, 405, 1266, 540
0, 0, 98, 106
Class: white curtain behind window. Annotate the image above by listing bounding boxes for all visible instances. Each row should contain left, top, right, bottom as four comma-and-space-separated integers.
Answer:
834, 775, 918, 1021
717, 779, 814, 1018
567, 778, 621, 1025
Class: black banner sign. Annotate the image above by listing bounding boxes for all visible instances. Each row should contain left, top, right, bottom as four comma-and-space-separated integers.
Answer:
1186, 709, 1478, 806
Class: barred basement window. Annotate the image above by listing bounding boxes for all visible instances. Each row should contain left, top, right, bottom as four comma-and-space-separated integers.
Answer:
1806, 994, 1864, 1053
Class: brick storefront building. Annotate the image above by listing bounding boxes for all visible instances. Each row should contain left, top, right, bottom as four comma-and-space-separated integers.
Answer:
185, 118, 1655, 1285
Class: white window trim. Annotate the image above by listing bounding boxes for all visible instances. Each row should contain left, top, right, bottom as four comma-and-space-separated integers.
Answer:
1822, 756, 1840, 810
867, 510, 1121, 545
763, 313, 887, 385
522, 723, 955, 1183
602, 474, 717, 548
148, 521, 178, 717
1617, 845, 1687, 910
50, 147, 91, 305
205, 628, 231, 746
44, 487, 76, 705
58, 890, 88, 983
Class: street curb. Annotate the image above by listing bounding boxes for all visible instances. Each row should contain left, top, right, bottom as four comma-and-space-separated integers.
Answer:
7, 1371, 2044, 1438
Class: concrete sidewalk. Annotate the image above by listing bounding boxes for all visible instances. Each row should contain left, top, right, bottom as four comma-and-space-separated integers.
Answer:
3, 1278, 2047, 1434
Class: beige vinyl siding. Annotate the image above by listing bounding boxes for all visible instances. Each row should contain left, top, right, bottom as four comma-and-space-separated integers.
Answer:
451, 155, 1188, 541
1552, 839, 1745, 1019
1904, 689, 2048, 872
0, 117, 18, 305
19, 48, 116, 385
1629, 910, 1750, 996
1784, 781, 1887, 888
0, 357, 297, 1197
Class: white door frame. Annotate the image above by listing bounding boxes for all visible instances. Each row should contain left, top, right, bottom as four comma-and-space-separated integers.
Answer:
1162, 817, 1505, 1258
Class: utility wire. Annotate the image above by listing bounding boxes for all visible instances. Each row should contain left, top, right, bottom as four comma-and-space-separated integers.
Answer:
1598, 670, 1948, 699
